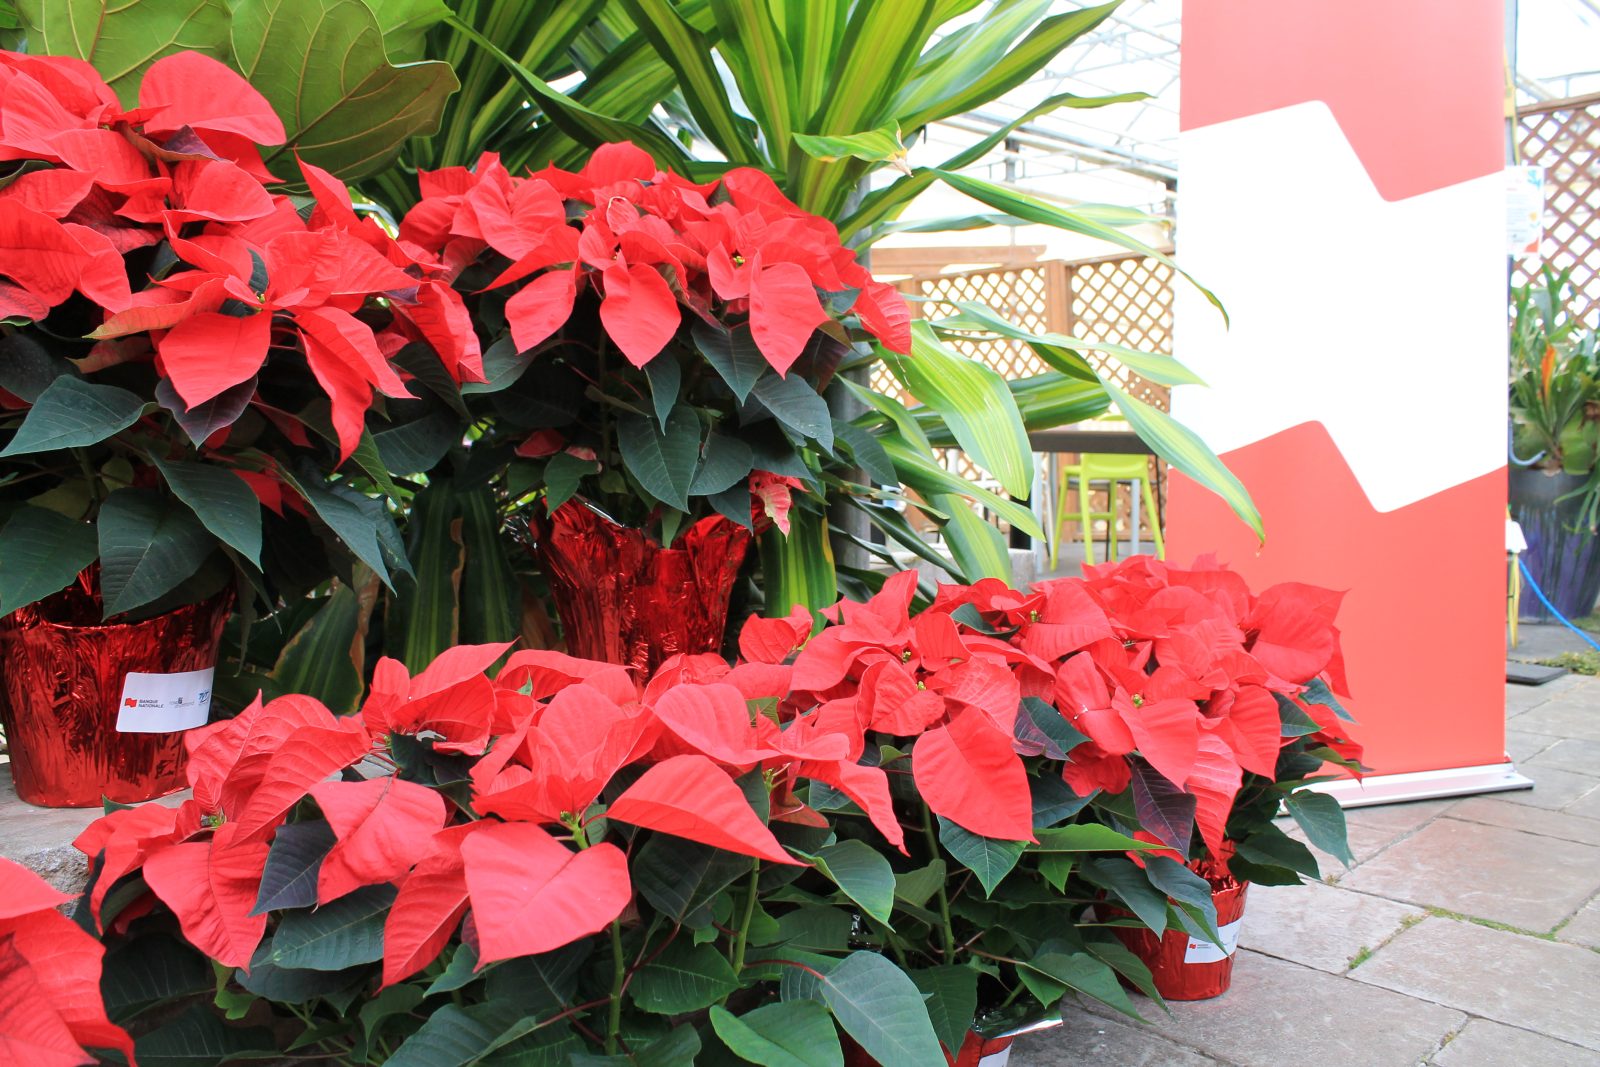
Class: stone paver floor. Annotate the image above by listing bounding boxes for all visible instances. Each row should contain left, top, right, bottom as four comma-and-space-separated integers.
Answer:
1015, 672, 1600, 1067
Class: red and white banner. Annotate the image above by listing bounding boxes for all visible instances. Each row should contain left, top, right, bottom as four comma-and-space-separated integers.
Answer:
1169, 1, 1522, 797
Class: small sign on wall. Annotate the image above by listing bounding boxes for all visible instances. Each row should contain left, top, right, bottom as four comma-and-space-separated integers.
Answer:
1507, 164, 1546, 257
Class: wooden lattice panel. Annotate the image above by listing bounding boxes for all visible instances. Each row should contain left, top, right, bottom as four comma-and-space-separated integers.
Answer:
871, 254, 1174, 538
1515, 93, 1600, 327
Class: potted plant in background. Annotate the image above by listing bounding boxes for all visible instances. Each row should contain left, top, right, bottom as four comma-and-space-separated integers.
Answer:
1509, 265, 1600, 621
0, 51, 472, 805
395, 141, 912, 671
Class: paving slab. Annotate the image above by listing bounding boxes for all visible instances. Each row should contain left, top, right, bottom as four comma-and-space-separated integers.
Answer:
1284, 822, 1397, 875
1237, 879, 1424, 974
1337, 817, 1600, 931
1505, 728, 1561, 762
1511, 697, 1600, 741
1483, 763, 1600, 810
1353, 916, 1600, 1052
1445, 796, 1600, 847
1342, 799, 1457, 834
1013, 1011, 1224, 1066
1432, 1018, 1600, 1066
1524, 737, 1600, 775
1565, 785, 1600, 820
1086, 950, 1462, 1067
1556, 896, 1600, 950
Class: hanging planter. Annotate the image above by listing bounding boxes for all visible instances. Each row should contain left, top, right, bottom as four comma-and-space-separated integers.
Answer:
527, 500, 750, 674
0, 577, 231, 808
1109, 866, 1250, 1001
1509, 465, 1600, 621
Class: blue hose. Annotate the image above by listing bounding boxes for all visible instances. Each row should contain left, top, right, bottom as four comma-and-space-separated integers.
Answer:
1518, 556, 1600, 653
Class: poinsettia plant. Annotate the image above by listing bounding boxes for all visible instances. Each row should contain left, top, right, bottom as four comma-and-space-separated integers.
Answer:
389, 140, 911, 547
0, 857, 134, 1066
0, 50, 479, 621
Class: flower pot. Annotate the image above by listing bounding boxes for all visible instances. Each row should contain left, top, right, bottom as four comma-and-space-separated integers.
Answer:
1109, 867, 1249, 1001
841, 1030, 1015, 1066
0, 582, 231, 808
1509, 465, 1600, 621
528, 501, 751, 673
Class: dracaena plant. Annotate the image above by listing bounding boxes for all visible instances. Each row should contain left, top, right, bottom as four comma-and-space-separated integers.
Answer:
0, 50, 479, 622
390, 140, 912, 547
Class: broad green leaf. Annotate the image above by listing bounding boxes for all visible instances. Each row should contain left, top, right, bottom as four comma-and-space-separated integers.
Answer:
1301, 677, 1356, 722
934, 169, 1227, 324
230, 0, 459, 179
707, 0, 796, 167
752, 372, 834, 451
899, 2, 1120, 128
643, 351, 682, 428
909, 965, 978, 1055
132, 1003, 275, 1067
794, 124, 906, 166
484, 941, 591, 1017
424, 944, 480, 996
937, 301, 1206, 387
269, 885, 397, 971
153, 457, 263, 567
832, 420, 896, 486
1079, 856, 1168, 937
621, 0, 759, 161
371, 0, 449, 60
266, 579, 367, 714
618, 405, 701, 511
937, 817, 1023, 896
0, 376, 144, 457
1026, 947, 1144, 1023
1141, 856, 1221, 947
633, 836, 750, 929
294, 475, 401, 589
236, 945, 362, 1003
877, 432, 1043, 540
455, 485, 517, 646
543, 451, 596, 515
693, 321, 767, 403
0, 330, 77, 403
1029, 824, 1154, 853
97, 489, 211, 618
0, 506, 97, 615
759, 507, 836, 613
373, 407, 459, 476
819, 951, 944, 1067
252, 820, 335, 915
1286, 790, 1354, 867
386, 1002, 542, 1067
630, 940, 739, 1015
932, 492, 1011, 583
155, 378, 257, 450
772, 906, 852, 954
16, 0, 230, 102
690, 432, 755, 496
880, 321, 1033, 497
709, 1001, 843, 1067
1083, 937, 1165, 1005
345, 431, 404, 500
892, 858, 946, 908
809, 839, 895, 926
101, 937, 212, 1024
1107, 386, 1263, 541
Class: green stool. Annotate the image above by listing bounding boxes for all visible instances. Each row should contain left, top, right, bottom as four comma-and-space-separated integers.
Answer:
1050, 451, 1165, 568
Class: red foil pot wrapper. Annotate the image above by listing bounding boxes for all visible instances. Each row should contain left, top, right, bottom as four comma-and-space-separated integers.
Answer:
1109, 867, 1249, 1001
529, 501, 751, 674
0, 584, 230, 808
843, 1031, 1015, 1066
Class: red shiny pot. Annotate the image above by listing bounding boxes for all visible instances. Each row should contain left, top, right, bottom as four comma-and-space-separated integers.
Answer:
528, 501, 750, 674
1110, 868, 1250, 1001
0, 582, 230, 808
842, 1031, 1015, 1066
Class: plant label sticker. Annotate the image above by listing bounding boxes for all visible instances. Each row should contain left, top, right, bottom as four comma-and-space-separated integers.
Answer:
1183, 917, 1243, 964
979, 1050, 1011, 1067
115, 668, 215, 733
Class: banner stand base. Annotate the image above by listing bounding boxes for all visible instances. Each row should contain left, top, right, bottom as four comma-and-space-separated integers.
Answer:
1306, 762, 1534, 808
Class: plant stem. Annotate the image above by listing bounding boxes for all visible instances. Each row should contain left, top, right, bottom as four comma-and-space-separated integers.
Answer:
605, 920, 625, 1054
922, 805, 956, 963
731, 860, 761, 974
